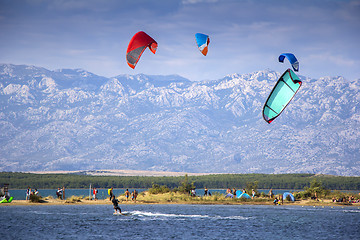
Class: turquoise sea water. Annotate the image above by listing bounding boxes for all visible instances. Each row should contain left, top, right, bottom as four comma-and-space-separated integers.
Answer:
1, 204, 359, 239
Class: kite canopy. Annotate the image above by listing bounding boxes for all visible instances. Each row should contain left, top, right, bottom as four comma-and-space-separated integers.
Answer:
237, 193, 251, 199
263, 69, 302, 123
195, 33, 210, 56
126, 31, 158, 69
283, 192, 295, 201
225, 193, 234, 198
279, 53, 299, 72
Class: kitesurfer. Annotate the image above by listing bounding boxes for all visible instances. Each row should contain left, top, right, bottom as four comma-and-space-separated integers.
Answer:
112, 195, 122, 214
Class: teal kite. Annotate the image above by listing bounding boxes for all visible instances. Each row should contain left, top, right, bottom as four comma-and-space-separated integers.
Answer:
263, 69, 302, 123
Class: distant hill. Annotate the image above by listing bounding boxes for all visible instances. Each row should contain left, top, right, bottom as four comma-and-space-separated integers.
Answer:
0, 64, 359, 176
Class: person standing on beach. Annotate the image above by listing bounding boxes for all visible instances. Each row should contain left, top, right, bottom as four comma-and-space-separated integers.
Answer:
108, 187, 114, 201
204, 187, 208, 196
56, 188, 62, 199
131, 189, 138, 202
93, 187, 97, 201
269, 189, 273, 199
26, 187, 31, 200
125, 189, 130, 201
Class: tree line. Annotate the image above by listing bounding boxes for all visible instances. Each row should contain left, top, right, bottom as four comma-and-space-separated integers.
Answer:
1, 172, 359, 190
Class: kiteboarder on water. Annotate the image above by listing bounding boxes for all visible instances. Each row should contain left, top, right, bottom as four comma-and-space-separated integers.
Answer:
112, 195, 122, 214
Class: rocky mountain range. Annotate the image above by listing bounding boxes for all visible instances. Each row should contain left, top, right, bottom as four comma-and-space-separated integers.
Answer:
0, 64, 359, 176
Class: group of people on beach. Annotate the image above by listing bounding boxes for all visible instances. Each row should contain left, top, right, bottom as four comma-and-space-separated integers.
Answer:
273, 195, 284, 205
224, 188, 258, 199
107, 187, 138, 202
25, 187, 39, 200
332, 195, 360, 203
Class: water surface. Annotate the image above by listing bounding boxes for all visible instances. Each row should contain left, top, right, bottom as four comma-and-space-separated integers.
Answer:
2, 204, 359, 239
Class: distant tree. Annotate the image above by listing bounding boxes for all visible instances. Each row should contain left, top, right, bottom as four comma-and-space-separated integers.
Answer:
245, 181, 258, 195
176, 174, 195, 194
303, 179, 330, 198
148, 184, 170, 194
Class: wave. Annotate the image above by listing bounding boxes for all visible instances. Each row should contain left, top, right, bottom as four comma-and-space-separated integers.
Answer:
127, 210, 250, 220
343, 209, 360, 213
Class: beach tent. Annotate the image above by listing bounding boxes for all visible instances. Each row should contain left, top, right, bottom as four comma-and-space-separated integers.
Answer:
237, 193, 251, 199
283, 192, 295, 201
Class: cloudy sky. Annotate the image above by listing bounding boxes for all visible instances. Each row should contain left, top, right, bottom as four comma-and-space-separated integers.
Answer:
0, 0, 359, 81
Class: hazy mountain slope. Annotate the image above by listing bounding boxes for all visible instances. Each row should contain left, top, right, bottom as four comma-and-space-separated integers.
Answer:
0, 64, 359, 175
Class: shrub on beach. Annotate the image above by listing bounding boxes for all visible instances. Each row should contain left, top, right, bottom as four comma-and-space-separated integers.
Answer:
211, 192, 224, 202
260, 192, 267, 198
29, 194, 42, 203
292, 179, 332, 200
148, 184, 170, 194
44, 195, 53, 200
285, 195, 292, 201
65, 195, 83, 203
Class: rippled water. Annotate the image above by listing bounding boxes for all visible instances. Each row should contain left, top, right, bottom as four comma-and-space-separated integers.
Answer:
2, 204, 359, 239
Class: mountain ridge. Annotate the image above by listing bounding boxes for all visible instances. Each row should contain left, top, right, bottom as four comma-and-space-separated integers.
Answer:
0, 64, 359, 176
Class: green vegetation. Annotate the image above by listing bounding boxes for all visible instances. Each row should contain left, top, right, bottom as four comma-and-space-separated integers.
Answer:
1, 172, 359, 190
29, 194, 43, 203
65, 196, 83, 203
293, 179, 329, 199
173, 174, 196, 193
148, 184, 170, 194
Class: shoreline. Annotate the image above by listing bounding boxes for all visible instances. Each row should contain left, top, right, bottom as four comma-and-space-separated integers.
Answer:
2, 198, 359, 207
